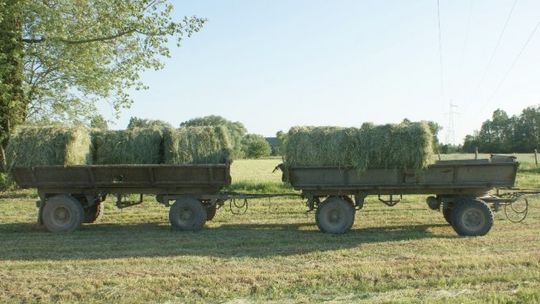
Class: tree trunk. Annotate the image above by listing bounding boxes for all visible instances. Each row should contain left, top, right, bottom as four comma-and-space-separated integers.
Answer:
0, 1, 26, 171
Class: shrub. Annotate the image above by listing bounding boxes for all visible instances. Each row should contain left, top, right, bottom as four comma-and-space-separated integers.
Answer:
241, 134, 271, 159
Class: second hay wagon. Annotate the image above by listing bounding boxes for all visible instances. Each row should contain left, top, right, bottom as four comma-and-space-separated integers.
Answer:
284, 155, 519, 236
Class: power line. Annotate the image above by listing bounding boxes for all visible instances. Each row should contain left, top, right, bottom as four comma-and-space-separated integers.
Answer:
453, 0, 473, 102
436, 0, 445, 106
474, 0, 518, 93
480, 19, 540, 110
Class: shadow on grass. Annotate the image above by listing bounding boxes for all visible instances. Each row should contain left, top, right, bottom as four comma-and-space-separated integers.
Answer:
0, 221, 452, 261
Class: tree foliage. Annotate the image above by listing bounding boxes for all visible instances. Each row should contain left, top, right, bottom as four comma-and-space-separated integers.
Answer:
425, 120, 442, 152
462, 134, 479, 153
274, 130, 287, 156
127, 117, 172, 129
90, 115, 109, 130
180, 115, 247, 158
241, 134, 271, 159
0, 0, 25, 160
438, 143, 461, 154
19, 1, 204, 121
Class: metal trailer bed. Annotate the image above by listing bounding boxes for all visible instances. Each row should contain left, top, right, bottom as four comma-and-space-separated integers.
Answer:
12, 164, 232, 233
284, 155, 520, 236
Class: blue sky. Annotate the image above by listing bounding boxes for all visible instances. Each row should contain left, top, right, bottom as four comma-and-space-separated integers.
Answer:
99, 0, 540, 144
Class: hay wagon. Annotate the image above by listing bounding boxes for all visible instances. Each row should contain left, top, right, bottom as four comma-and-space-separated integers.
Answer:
284, 155, 519, 236
12, 164, 232, 233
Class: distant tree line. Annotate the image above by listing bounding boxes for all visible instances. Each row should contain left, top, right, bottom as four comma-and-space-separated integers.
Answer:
462, 106, 540, 153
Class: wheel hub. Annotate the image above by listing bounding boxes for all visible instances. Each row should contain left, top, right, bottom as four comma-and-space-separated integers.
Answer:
462, 208, 485, 231
179, 207, 193, 221
53, 207, 70, 225
328, 208, 341, 224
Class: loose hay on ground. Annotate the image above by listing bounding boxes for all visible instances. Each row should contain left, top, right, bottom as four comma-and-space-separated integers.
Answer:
284, 121, 434, 170
6, 126, 92, 167
163, 126, 233, 164
92, 128, 164, 164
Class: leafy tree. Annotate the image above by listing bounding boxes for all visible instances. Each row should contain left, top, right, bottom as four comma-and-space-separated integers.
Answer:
0, 0, 205, 168
127, 117, 172, 129
513, 106, 540, 152
439, 144, 461, 154
90, 115, 109, 130
0, 0, 25, 169
424, 120, 442, 152
476, 109, 514, 153
241, 134, 271, 159
180, 115, 247, 158
275, 130, 288, 156
462, 133, 479, 153
0, 172, 14, 191
461, 107, 540, 153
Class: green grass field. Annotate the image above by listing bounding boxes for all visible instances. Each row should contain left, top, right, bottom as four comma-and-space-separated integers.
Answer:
0, 155, 539, 303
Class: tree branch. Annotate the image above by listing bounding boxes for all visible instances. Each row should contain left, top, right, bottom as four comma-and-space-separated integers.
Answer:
23, 28, 138, 44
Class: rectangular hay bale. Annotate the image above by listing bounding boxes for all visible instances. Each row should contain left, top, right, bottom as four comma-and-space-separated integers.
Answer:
163, 126, 233, 164
6, 125, 92, 167
92, 128, 163, 164
284, 121, 434, 171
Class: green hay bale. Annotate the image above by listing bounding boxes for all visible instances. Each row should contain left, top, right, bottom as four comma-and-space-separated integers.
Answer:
284, 122, 434, 170
93, 128, 163, 164
164, 126, 233, 164
6, 126, 92, 167
283, 126, 350, 167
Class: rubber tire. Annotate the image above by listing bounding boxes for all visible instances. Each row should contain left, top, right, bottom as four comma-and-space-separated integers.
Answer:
450, 199, 494, 236
206, 205, 217, 221
441, 202, 453, 224
169, 197, 207, 231
84, 202, 104, 223
42, 195, 84, 233
316, 197, 355, 234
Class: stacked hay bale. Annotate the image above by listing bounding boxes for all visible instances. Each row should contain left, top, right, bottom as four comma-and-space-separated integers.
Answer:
284, 126, 353, 167
6, 126, 92, 167
92, 128, 163, 164
7, 124, 234, 167
163, 126, 233, 164
284, 121, 434, 171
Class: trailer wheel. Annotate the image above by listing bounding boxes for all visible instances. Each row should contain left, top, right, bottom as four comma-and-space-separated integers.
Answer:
441, 202, 453, 224
169, 197, 207, 231
451, 199, 493, 236
84, 202, 104, 223
316, 197, 355, 234
42, 195, 84, 233
206, 205, 217, 221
